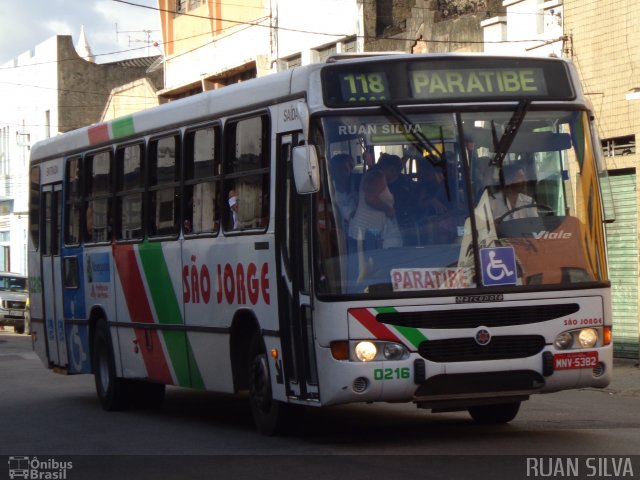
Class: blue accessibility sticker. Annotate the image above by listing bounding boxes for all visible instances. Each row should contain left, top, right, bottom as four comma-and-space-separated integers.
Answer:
480, 247, 517, 286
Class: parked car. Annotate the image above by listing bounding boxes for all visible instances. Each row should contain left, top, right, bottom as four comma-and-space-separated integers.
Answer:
0, 273, 28, 334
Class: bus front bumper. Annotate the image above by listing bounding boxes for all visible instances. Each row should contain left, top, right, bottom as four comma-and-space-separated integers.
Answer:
314, 344, 613, 407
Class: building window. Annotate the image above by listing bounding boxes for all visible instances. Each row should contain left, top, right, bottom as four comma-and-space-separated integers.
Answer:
175, 0, 186, 15
602, 135, 635, 157
316, 44, 337, 63
342, 37, 357, 53
376, 0, 393, 36
284, 55, 302, 69
0, 127, 9, 176
0, 246, 8, 271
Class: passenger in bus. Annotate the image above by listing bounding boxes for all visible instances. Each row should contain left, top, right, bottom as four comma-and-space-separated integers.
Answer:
85, 204, 94, 242
378, 153, 417, 245
416, 159, 449, 214
473, 156, 498, 203
490, 162, 538, 222
228, 189, 239, 229
329, 153, 357, 225
348, 161, 400, 284
415, 160, 460, 243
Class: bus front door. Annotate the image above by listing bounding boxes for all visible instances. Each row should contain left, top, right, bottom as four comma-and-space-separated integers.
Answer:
41, 183, 67, 368
276, 133, 319, 401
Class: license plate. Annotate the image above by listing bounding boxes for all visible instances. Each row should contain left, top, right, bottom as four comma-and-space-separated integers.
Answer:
9, 310, 23, 318
554, 351, 599, 370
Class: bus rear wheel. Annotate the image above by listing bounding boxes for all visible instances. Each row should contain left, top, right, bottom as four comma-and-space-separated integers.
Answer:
248, 334, 286, 435
468, 401, 521, 424
93, 319, 131, 411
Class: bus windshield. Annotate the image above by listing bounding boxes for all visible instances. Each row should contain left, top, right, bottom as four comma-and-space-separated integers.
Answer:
315, 109, 608, 296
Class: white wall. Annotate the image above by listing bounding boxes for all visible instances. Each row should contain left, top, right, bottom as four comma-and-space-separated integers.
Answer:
163, 0, 362, 92
483, 0, 564, 57
0, 36, 60, 274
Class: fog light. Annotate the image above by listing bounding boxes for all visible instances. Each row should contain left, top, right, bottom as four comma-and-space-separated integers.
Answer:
354, 341, 377, 362
554, 332, 573, 350
578, 328, 598, 348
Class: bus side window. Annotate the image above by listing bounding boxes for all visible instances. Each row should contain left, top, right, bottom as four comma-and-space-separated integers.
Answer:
148, 134, 180, 237
223, 115, 270, 232
64, 156, 82, 245
115, 143, 144, 241
85, 150, 112, 243
184, 125, 220, 235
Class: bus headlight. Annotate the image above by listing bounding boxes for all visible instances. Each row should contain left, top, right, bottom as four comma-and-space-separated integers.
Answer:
554, 332, 573, 350
351, 340, 409, 362
354, 341, 377, 362
578, 328, 598, 348
554, 327, 601, 350
383, 343, 407, 360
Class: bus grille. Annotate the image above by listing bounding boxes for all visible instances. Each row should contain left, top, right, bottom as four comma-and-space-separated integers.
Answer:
418, 335, 545, 362
377, 304, 578, 329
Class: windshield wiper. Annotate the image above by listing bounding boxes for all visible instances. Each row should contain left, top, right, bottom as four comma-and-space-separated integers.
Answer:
381, 103, 451, 199
490, 99, 531, 170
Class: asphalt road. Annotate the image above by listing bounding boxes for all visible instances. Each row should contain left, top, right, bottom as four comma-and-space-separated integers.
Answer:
1, 329, 640, 480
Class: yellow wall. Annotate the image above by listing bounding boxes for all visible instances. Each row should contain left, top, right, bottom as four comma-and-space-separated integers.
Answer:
159, 0, 267, 57
101, 79, 161, 122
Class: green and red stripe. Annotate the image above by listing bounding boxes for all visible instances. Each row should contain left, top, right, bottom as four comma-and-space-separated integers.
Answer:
88, 115, 136, 145
114, 243, 204, 389
349, 307, 428, 350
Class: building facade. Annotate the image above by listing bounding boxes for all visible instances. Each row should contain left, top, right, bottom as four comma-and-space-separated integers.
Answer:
157, 0, 506, 98
482, 0, 639, 358
564, 0, 640, 359
0, 35, 160, 275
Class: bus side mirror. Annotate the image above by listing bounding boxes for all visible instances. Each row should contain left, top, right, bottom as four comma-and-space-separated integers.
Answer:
292, 145, 320, 194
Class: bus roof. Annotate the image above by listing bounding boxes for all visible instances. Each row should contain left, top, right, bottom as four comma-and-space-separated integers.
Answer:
30, 64, 321, 162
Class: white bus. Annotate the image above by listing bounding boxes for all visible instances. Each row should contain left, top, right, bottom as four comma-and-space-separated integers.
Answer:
28, 54, 613, 434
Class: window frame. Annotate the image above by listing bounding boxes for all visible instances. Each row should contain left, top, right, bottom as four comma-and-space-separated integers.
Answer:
83, 149, 113, 245
147, 132, 181, 239
64, 156, 82, 246
183, 122, 222, 237
222, 112, 271, 234
115, 142, 145, 242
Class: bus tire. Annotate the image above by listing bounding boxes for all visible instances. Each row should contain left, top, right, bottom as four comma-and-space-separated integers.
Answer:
93, 319, 131, 411
248, 334, 286, 435
468, 401, 521, 424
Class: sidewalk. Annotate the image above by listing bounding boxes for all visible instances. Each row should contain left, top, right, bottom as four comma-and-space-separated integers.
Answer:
608, 357, 640, 397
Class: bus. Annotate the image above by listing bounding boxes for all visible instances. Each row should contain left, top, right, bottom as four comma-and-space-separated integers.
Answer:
28, 53, 614, 434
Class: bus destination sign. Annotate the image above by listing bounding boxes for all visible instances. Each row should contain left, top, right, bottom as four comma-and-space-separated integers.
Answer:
323, 57, 575, 106
409, 67, 547, 99
339, 72, 390, 103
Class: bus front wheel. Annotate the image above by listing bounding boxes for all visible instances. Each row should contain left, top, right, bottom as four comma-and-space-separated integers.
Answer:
468, 401, 521, 424
248, 334, 286, 435
93, 319, 131, 411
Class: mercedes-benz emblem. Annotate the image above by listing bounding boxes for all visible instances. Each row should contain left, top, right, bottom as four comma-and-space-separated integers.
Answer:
475, 328, 492, 346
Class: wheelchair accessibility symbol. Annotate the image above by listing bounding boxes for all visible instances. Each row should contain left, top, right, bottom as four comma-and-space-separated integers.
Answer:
480, 247, 517, 286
